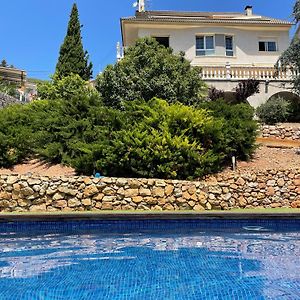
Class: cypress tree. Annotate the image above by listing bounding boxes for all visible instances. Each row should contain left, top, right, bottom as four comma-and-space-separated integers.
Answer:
56, 3, 93, 80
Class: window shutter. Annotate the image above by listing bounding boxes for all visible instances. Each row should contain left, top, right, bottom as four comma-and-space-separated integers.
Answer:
215, 34, 225, 56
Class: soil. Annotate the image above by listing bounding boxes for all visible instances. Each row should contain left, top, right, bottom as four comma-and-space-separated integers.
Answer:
0, 142, 299, 177
0, 159, 75, 177
236, 145, 300, 172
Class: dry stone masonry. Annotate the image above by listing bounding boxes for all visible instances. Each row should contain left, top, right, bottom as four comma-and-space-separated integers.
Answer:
0, 169, 300, 212
260, 124, 300, 140
0, 92, 20, 109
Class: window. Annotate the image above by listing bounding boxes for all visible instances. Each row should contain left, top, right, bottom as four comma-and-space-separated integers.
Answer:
225, 36, 234, 56
259, 41, 277, 52
196, 36, 215, 56
154, 37, 169, 48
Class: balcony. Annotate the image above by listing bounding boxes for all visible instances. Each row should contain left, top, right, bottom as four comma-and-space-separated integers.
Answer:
0, 67, 27, 86
200, 65, 296, 81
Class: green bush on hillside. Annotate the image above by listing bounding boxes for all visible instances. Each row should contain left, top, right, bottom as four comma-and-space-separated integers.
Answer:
256, 97, 291, 125
0, 96, 257, 179
199, 100, 258, 160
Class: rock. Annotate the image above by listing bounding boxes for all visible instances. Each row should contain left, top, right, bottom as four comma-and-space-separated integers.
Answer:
46, 188, 57, 196
144, 197, 157, 205
267, 180, 276, 186
206, 202, 212, 210
102, 187, 115, 196
53, 193, 64, 201
266, 187, 275, 196
18, 199, 30, 207
193, 204, 205, 211
30, 204, 47, 212
82, 199, 92, 206
291, 200, 300, 208
152, 187, 165, 198
0, 200, 11, 208
93, 193, 104, 201
0, 192, 11, 200
51, 200, 66, 209
27, 178, 41, 186
165, 185, 174, 196
21, 187, 34, 197
188, 185, 197, 195
7, 176, 18, 185
182, 191, 192, 200
102, 196, 116, 202
294, 179, 300, 186
236, 177, 245, 186
132, 196, 143, 203
140, 188, 152, 197
68, 198, 81, 208
102, 202, 113, 210
163, 203, 175, 211
238, 197, 247, 207
83, 177, 93, 185
83, 185, 98, 197
277, 178, 285, 187
124, 189, 139, 198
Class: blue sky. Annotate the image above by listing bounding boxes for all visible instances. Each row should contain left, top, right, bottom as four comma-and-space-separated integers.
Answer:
0, 0, 296, 79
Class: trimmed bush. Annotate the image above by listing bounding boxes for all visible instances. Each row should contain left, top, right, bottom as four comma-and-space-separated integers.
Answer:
0, 96, 258, 179
256, 97, 291, 125
199, 100, 258, 160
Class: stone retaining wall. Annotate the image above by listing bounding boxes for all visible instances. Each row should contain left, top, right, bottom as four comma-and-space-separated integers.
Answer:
0, 92, 19, 109
0, 170, 300, 212
260, 124, 300, 140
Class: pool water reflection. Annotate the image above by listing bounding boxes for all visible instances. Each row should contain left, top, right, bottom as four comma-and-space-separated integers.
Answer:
0, 220, 299, 299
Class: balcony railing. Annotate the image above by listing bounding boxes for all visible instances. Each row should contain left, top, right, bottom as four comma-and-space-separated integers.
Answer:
0, 67, 27, 86
200, 65, 297, 81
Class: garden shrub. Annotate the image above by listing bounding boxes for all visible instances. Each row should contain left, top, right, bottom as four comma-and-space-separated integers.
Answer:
256, 97, 291, 125
0, 96, 258, 179
199, 100, 258, 160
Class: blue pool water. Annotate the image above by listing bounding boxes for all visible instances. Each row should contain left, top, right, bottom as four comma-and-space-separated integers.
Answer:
0, 219, 299, 300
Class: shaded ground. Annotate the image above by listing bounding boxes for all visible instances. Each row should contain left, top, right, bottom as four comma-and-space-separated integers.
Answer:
0, 141, 299, 177
0, 159, 75, 177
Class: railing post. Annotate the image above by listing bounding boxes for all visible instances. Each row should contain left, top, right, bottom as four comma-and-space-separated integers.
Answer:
226, 62, 231, 79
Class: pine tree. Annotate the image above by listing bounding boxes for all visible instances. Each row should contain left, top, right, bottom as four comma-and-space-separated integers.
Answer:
56, 3, 93, 80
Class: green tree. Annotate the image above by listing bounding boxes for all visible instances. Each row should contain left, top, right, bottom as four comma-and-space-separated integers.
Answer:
37, 74, 97, 101
278, 0, 300, 92
1, 59, 7, 67
56, 3, 93, 80
96, 37, 207, 108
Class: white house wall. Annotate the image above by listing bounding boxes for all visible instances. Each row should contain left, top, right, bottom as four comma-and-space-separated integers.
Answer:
137, 25, 290, 67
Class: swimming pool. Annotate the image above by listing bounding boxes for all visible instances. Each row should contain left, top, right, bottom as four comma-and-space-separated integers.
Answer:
0, 219, 299, 299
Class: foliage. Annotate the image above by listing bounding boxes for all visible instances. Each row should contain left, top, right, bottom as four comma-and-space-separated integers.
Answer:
1, 60, 7, 67
56, 3, 93, 80
96, 37, 207, 108
208, 87, 225, 101
256, 97, 291, 125
0, 95, 257, 179
235, 79, 260, 103
277, 0, 300, 93
293, 0, 300, 21
37, 74, 96, 100
0, 78, 19, 98
199, 100, 258, 160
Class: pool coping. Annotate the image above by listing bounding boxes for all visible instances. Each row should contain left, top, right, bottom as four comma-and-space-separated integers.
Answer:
0, 211, 300, 222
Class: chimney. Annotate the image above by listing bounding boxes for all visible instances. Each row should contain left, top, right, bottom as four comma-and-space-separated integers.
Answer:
245, 5, 253, 16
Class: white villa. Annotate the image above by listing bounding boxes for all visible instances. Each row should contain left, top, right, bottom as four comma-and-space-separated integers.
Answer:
120, 3, 298, 107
